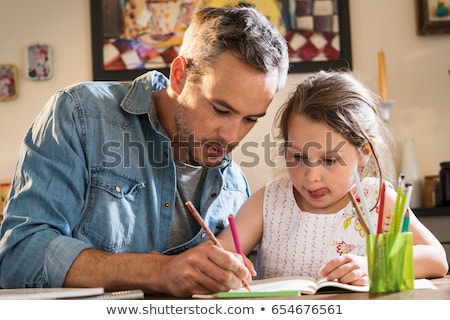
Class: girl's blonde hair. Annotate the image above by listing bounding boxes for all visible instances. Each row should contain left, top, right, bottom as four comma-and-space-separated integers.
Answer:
274, 70, 396, 186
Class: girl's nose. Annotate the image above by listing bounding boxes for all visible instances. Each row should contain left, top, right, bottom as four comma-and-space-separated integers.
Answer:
303, 160, 322, 182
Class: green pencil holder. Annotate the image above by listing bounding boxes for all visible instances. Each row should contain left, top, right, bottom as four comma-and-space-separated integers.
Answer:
367, 232, 414, 293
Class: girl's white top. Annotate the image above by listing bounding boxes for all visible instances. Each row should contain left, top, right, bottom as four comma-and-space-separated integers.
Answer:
256, 177, 381, 279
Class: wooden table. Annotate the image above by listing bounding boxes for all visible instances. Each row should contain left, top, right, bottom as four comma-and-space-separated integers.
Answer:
277, 276, 450, 300
146, 276, 450, 300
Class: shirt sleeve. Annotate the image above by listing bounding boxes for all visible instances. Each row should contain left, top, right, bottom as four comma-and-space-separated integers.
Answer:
0, 90, 93, 288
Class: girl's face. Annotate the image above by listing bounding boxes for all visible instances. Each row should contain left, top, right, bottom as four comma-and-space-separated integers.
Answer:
285, 115, 369, 214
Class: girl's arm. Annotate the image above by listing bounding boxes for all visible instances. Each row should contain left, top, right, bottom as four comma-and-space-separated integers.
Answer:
408, 211, 448, 278
218, 186, 266, 255
384, 186, 448, 278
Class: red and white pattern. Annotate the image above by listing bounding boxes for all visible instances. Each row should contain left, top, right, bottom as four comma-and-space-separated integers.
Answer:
256, 176, 380, 279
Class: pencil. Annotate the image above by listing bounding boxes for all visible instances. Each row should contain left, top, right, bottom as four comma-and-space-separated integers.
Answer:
400, 183, 413, 233
185, 201, 222, 247
227, 214, 245, 260
347, 191, 370, 235
227, 214, 252, 292
351, 170, 375, 234
376, 181, 386, 234
185, 201, 251, 292
401, 209, 411, 233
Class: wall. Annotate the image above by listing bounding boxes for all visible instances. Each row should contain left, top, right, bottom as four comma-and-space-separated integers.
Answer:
1, 0, 449, 200
0, 0, 92, 179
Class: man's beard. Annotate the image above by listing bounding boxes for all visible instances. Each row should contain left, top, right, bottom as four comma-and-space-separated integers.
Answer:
174, 103, 237, 167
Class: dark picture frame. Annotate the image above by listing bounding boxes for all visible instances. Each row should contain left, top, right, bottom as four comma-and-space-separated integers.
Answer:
90, 0, 352, 81
416, 0, 450, 35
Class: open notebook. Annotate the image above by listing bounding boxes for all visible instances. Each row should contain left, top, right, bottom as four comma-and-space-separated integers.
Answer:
193, 276, 437, 298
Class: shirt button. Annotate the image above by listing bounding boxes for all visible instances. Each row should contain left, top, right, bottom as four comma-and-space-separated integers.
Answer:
115, 186, 121, 192
201, 233, 206, 239
164, 202, 170, 208
210, 193, 217, 199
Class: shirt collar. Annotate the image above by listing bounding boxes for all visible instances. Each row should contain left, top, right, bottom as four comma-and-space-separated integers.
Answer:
119, 71, 232, 169
120, 71, 169, 115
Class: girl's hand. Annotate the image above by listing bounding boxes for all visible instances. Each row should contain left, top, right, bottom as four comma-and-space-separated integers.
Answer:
318, 254, 369, 286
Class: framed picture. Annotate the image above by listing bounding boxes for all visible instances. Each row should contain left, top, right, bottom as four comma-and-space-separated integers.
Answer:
416, 0, 450, 35
26, 44, 53, 81
90, 0, 352, 81
0, 64, 19, 102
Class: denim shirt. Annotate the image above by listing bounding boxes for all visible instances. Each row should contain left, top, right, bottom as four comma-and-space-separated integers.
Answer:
0, 71, 250, 288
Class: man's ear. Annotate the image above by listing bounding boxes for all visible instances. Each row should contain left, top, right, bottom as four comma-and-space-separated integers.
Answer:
358, 143, 373, 167
169, 56, 188, 95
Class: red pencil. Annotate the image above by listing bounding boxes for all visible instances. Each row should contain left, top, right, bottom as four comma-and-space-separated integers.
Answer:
377, 181, 386, 234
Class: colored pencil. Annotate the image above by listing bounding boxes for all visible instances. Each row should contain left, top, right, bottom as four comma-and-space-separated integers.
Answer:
185, 201, 222, 247
228, 214, 245, 261
348, 191, 370, 235
401, 209, 411, 233
391, 186, 405, 234
352, 170, 375, 234
227, 214, 252, 292
376, 181, 386, 234
185, 201, 251, 292
400, 183, 413, 232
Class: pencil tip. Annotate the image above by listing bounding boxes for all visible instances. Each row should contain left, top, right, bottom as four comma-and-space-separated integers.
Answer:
243, 280, 252, 292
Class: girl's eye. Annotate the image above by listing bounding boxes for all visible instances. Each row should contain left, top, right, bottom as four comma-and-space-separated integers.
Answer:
323, 158, 337, 166
293, 153, 306, 161
285, 151, 307, 167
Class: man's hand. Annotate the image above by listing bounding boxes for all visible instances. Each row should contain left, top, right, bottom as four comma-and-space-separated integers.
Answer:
156, 242, 252, 297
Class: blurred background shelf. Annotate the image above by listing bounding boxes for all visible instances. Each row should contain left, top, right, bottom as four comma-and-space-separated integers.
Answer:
413, 207, 450, 217
414, 207, 450, 273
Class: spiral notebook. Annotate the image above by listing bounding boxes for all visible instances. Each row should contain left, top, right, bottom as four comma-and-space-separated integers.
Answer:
0, 287, 144, 300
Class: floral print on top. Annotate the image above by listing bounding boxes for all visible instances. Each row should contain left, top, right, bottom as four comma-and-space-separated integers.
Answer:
256, 176, 386, 279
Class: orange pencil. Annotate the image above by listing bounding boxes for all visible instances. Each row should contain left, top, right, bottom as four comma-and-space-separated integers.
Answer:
347, 191, 370, 235
185, 201, 251, 292
185, 201, 222, 247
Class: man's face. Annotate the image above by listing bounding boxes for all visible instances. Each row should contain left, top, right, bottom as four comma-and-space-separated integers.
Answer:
173, 52, 279, 167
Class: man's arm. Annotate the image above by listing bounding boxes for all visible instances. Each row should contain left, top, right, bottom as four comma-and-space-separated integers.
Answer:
64, 241, 252, 297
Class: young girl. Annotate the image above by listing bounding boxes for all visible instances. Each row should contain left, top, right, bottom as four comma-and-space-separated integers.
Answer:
218, 71, 448, 286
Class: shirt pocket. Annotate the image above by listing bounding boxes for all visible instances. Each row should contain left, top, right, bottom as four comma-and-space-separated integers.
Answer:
82, 168, 145, 251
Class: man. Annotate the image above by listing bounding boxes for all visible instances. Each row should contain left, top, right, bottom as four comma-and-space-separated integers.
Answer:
0, 7, 289, 297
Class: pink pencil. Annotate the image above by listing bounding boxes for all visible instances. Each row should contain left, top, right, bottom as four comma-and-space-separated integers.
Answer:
227, 214, 252, 292
228, 214, 245, 262
185, 201, 251, 292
